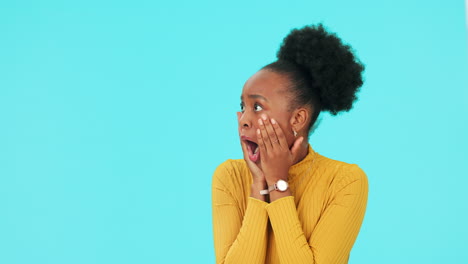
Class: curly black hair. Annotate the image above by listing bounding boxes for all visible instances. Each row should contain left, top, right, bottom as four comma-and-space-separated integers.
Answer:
262, 23, 365, 135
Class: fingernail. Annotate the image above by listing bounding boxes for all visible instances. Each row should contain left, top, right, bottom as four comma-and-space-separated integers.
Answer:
258, 119, 263, 125
261, 114, 267, 120
271, 118, 276, 124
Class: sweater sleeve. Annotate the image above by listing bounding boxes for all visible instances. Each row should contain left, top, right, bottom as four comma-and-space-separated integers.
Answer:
211, 161, 269, 264
265, 164, 368, 264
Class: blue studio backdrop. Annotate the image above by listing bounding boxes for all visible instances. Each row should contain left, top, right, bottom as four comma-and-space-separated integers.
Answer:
1, 1, 467, 263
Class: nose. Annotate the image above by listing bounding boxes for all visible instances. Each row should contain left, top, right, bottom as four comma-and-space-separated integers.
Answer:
238, 111, 253, 129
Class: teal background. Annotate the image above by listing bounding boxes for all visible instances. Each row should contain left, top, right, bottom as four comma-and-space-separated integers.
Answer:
1, 1, 467, 263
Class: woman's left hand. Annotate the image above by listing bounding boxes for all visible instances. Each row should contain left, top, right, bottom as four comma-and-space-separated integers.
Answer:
256, 114, 304, 185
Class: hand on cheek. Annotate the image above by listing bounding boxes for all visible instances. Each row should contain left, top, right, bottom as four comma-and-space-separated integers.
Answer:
257, 114, 303, 185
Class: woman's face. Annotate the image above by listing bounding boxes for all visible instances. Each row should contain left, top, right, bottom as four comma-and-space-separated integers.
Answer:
239, 69, 297, 163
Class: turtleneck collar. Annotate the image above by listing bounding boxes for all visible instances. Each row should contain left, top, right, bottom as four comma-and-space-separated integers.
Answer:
288, 143, 317, 183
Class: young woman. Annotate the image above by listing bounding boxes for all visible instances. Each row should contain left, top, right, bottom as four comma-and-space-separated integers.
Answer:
211, 24, 368, 264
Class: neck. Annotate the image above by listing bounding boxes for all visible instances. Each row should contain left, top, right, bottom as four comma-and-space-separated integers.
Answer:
292, 140, 309, 165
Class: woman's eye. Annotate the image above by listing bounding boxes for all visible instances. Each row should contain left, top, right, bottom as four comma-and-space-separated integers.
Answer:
240, 103, 245, 112
254, 103, 263, 112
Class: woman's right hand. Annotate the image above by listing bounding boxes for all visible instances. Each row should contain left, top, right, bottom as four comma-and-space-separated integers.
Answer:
237, 112, 268, 201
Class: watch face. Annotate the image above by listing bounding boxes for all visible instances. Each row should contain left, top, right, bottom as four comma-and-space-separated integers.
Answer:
277, 180, 288, 191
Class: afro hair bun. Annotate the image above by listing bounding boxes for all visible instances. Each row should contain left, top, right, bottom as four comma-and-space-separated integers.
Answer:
277, 24, 365, 115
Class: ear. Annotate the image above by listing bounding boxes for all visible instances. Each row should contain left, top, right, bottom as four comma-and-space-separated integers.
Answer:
289, 107, 309, 133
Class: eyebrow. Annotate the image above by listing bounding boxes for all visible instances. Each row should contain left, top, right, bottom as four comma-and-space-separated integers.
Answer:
240, 94, 268, 102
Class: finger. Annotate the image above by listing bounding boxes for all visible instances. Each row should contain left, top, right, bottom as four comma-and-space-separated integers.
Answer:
256, 128, 268, 155
258, 117, 272, 150
262, 115, 280, 150
270, 118, 286, 149
291, 136, 304, 158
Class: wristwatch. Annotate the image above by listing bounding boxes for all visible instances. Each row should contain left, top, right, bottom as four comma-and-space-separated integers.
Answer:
259, 179, 289, 195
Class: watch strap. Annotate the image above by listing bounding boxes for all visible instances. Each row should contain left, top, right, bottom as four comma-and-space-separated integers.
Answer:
268, 183, 277, 192
259, 184, 276, 195
259, 180, 288, 195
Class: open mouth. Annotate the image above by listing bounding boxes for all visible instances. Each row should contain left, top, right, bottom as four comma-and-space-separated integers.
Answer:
245, 140, 260, 162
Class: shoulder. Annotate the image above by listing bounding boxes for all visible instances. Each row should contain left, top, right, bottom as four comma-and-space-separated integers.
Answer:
316, 154, 368, 189
212, 159, 250, 189
212, 158, 247, 177
313, 154, 368, 209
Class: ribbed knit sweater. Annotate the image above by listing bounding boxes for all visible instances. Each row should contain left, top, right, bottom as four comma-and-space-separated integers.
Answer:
211, 144, 368, 264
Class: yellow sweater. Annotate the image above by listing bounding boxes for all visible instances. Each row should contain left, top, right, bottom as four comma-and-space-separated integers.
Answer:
211, 144, 368, 264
